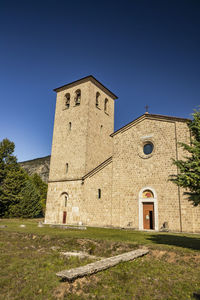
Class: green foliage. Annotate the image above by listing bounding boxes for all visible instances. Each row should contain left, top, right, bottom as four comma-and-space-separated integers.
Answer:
0, 138, 17, 183
0, 138, 47, 217
0, 138, 28, 216
9, 180, 42, 218
171, 109, 200, 206
30, 173, 48, 216
2, 168, 28, 217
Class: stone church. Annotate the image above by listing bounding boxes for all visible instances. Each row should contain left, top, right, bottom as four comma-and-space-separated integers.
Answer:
45, 75, 200, 233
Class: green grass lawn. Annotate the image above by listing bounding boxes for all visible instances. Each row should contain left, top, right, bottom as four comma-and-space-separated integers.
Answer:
0, 219, 200, 300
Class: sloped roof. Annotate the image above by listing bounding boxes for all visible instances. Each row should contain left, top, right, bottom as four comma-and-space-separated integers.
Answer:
111, 113, 190, 137
83, 157, 112, 179
53, 75, 118, 100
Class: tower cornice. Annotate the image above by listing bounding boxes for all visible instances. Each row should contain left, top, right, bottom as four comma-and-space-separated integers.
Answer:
53, 75, 118, 100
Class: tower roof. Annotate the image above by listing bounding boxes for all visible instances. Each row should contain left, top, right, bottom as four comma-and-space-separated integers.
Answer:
53, 75, 118, 100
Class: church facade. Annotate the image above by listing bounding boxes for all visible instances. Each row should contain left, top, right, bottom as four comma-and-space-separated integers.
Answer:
45, 76, 200, 233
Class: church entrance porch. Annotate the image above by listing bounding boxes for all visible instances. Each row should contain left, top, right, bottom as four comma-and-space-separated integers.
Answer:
143, 202, 154, 230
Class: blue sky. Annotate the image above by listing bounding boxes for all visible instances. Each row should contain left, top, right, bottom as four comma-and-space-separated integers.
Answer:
1, 0, 200, 161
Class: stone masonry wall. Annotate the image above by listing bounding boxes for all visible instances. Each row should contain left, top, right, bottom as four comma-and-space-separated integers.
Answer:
111, 116, 200, 232
85, 82, 114, 172
176, 121, 200, 233
49, 80, 115, 181
45, 180, 84, 224
49, 82, 90, 181
83, 161, 113, 227
46, 78, 116, 225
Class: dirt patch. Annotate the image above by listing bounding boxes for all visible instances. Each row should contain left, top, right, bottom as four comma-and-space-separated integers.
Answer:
76, 238, 137, 257
149, 249, 200, 264
150, 249, 167, 259
149, 249, 178, 263
42, 235, 51, 241
54, 275, 100, 299
165, 251, 177, 263
53, 282, 67, 300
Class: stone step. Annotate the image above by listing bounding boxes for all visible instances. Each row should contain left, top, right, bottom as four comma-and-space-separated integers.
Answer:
56, 248, 149, 281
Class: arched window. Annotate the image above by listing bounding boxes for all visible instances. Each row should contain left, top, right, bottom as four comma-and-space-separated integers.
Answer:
75, 89, 81, 106
64, 194, 68, 207
96, 92, 100, 107
69, 122, 72, 131
66, 163, 68, 174
60, 192, 69, 207
65, 93, 70, 109
104, 98, 108, 113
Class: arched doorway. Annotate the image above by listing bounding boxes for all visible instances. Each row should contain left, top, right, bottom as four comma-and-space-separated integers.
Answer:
60, 192, 68, 224
139, 187, 158, 230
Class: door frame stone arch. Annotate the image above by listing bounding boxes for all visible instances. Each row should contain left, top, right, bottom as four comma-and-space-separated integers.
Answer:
138, 187, 158, 231
60, 192, 69, 224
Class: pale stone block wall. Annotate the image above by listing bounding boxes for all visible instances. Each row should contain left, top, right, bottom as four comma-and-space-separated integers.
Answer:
85, 82, 114, 173
49, 80, 115, 181
46, 78, 116, 226
176, 121, 200, 232
45, 161, 113, 226
83, 161, 113, 227
45, 180, 84, 224
49, 82, 90, 181
193, 208, 200, 233
111, 117, 197, 232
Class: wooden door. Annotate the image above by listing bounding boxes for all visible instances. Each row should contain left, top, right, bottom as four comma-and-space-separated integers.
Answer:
143, 203, 154, 230
63, 211, 67, 224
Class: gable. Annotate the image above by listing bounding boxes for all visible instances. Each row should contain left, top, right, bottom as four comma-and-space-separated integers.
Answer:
112, 117, 190, 174
111, 113, 189, 137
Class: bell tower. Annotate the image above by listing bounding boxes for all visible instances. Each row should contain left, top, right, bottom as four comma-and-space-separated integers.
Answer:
45, 75, 117, 224
48, 75, 117, 182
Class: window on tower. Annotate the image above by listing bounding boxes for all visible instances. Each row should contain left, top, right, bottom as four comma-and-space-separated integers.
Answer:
96, 92, 100, 107
98, 189, 101, 199
66, 163, 69, 173
65, 93, 70, 109
104, 98, 108, 113
75, 89, 81, 106
63, 193, 68, 207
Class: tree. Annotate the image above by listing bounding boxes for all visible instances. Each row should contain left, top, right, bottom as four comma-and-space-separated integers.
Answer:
170, 109, 200, 206
0, 138, 46, 217
0, 138, 17, 184
9, 179, 42, 218
30, 173, 48, 216
1, 168, 28, 216
0, 139, 28, 216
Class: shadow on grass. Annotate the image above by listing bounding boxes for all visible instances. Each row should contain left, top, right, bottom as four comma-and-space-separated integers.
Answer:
147, 234, 200, 251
